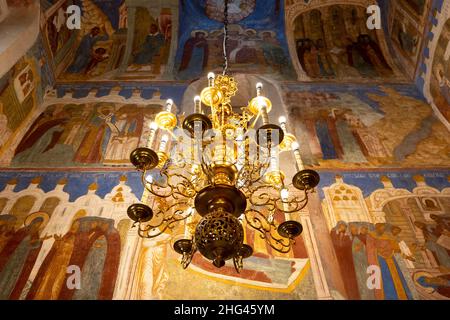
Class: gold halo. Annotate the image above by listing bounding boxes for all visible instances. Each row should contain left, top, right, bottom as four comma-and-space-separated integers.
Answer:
24, 212, 50, 228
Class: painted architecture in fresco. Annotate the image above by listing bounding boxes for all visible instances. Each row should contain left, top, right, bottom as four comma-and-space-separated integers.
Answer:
0, 0, 448, 300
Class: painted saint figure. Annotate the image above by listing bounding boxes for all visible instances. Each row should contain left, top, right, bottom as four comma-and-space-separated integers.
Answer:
67, 27, 109, 74
366, 223, 413, 300
27, 220, 80, 300
330, 221, 360, 299
350, 224, 374, 300
178, 31, 209, 79
132, 24, 165, 66
0, 214, 50, 300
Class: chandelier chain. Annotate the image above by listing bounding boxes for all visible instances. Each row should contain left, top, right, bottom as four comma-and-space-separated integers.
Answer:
222, 0, 229, 75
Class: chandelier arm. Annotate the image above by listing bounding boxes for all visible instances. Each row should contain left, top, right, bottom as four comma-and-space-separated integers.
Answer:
169, 173, 198, 199
274, 190, 309, 214
137, 205, 193, 239
243, 209, 292, 254
142, 171, 175, 198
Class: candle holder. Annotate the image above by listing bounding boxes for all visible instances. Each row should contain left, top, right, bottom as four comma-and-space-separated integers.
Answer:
293, 169, 320, 191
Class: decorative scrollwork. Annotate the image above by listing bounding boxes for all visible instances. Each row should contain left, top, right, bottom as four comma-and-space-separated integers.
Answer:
243, 208, 294, 254
136, 200, 193, 239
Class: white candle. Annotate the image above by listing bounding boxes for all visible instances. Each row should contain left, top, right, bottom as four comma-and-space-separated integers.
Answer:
159, 134, 169, 153
165, 99, 174, 113
278, 116, 287, 133
291, 142, 304, 171
208, 72, 215, 87
194, 95, 201, 113
146, 122, 158, 148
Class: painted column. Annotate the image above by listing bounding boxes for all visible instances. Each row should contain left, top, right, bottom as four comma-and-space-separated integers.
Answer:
307, 191, 347, 299
299, 211, 332, 299
113, 229, 140, 299
119, 5, 136, 72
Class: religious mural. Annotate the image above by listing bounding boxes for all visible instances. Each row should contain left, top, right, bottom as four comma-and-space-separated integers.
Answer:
0, 171, 142, 300
0, 37, 52, 162
291, 4, 398, 81
429, 18, 450, 122
387, 0, 429, 80
0, 0, 449, 302
176, 0, 294, 80
284, 84, 450, 169
319, 171, 450, 300
0, 170, 447, 300
43, 0, 75, 65
10, 102, 161, 168
54, 0, 177, 81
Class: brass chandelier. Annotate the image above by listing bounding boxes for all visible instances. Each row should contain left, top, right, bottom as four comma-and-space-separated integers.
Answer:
127, 0, 320, 272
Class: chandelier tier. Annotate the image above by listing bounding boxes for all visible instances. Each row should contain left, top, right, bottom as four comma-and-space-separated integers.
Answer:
127, 0, 320, 273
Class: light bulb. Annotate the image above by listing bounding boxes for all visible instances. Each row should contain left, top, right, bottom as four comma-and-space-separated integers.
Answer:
281, 188, 289, 200
292, 142, 300, 150
149, 122, 158, 130
256, 82, 263, 90
165, 99, 174, 112
278, 116, 287, 124
208, 72, 215, 80
194, 95, 201, 103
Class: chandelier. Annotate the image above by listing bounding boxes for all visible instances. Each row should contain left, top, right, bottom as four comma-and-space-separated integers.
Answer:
127, 0, 320, 272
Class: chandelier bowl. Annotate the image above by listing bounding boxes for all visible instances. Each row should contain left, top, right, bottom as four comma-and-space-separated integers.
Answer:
292, 169, 321, 191
130, 147, 159, 171
127, 203, 153, 223
278, 220, 303, 239
194, 185, 247, 217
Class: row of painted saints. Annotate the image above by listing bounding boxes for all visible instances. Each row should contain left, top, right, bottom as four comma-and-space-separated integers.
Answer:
0, 213, 120, 300
0, 175, 449, 299
12, 103, 157, 167
46, 1, 418, 82
330, 220, 450, 300
293, 5, 394, 80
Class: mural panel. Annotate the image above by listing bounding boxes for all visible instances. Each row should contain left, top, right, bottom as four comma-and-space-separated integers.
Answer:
0, 171, 142, 300
0, 38, 53, 161
291, 4, 399, 81
318, 170, 450, 300
55, 0, 177, 81
175, 0, 294, 80
10, 102, 162, 168
429, 18, 450, 122
0, 172, 448, 299
283, 84, 450, 169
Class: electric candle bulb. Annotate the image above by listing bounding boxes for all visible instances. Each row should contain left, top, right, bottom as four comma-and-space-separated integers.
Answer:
278, 116, 287, 133
291, 142, 304, 171
270, 155, 278, 171
208, 72, 215, 86
194, 95, 201, 113
256, 82, 263, 96
159, 134, 169, 152
147, 122, 158, 148
165, 99, 174, 113
281, 188, 289, 201
149, 122, 158, 130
